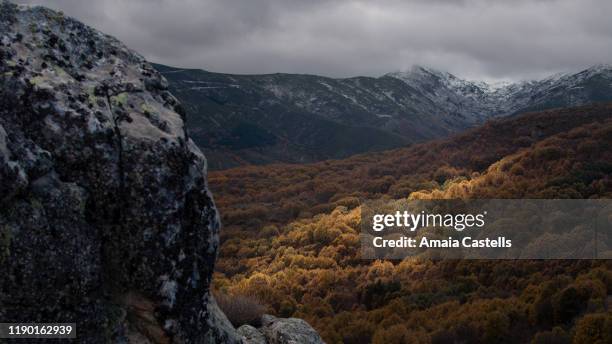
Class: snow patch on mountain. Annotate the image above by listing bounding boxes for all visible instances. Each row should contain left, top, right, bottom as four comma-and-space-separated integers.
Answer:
386, 64, 612, 119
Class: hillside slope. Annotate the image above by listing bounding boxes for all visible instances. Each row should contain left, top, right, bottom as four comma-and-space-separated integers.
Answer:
158, 64, 612, 169
209, 103, 612, 343
210, 103, 612, 230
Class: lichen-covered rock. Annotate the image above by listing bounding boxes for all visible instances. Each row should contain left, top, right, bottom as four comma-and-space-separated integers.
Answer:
260, 315, 325, 344
238, 325, 267, 344
0, 1, 238, 342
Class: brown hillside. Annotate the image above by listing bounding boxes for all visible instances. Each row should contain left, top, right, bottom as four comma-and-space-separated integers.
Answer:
209, 103, 612, 343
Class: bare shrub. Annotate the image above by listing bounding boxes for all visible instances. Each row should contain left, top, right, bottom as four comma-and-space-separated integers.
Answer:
214, 291, 267, 327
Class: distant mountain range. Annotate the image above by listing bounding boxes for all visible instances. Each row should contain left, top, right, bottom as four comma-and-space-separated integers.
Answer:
155, 63, 612, 169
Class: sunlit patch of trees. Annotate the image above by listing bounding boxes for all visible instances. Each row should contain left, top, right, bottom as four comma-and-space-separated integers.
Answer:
209, 104, 612, 343
412, 120, 612, 200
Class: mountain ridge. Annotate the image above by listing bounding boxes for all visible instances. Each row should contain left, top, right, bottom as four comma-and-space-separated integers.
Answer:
157, 63, 612, 169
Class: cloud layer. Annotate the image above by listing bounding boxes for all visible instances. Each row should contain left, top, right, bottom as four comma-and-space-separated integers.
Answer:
22, 0, 612, 81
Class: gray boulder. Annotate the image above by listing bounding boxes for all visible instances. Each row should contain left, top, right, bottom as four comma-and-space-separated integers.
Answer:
238, 324, 267, 344
0, 1, 237, 342
260, 315, 325, 344
0, 2, 326, 343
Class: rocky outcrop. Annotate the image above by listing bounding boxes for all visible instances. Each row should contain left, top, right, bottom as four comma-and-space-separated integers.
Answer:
0, 2, 326, 343
237, 325, 267, 344
260, 315, 325, 344
238, 315, 325, 344
0, 1, 240, 342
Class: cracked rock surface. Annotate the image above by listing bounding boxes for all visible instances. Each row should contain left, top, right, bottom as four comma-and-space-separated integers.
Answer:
0, 1, 240, 343
239, 315, 325, 344
259, 315, 325, 344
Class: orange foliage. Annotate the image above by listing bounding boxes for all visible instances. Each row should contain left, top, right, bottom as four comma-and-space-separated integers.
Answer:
209, 104, 612, 343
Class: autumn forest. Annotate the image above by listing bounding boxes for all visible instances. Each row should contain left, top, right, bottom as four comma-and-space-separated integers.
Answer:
208, 103, 612, 344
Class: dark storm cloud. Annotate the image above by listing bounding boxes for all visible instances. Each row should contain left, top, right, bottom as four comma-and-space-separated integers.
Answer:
21, 0, 612, 81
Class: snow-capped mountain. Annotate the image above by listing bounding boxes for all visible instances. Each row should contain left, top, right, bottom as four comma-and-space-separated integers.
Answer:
386, 66, 498, 124
386, 64, 612, 120
387, 65, 612, 122
155, 63, 612, 169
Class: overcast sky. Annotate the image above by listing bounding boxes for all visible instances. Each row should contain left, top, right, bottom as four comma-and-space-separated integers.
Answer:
22, 0, 612, 82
